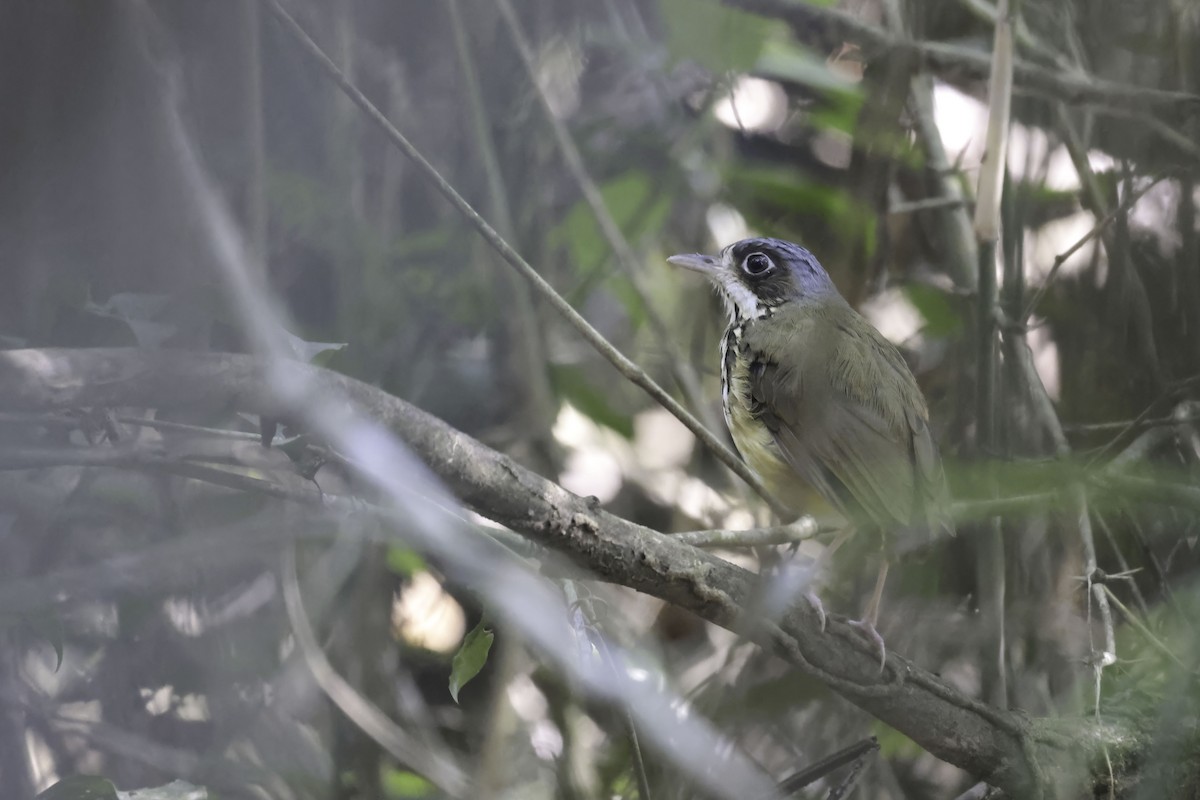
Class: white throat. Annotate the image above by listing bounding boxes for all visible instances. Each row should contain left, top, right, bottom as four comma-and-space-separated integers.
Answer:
717, 272, 766, 324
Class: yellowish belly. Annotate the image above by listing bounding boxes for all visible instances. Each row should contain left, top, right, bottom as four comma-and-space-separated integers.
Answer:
725, 360, 815, 512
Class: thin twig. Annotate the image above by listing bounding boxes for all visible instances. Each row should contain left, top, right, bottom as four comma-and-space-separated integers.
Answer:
473, 629, 523, 795
496, 0, 711, 419
115, 414, 260, 440
1021, 173, 1172, 320
973, 0, 1013, 245
259, 0, 787, 517
591, 618, 654, 800
771, 737, 879, 798
674, 517, 822, 548
1086, 376, 1200, 468
902, 70, 979, 291
1064, 412, 1200, 435
1092, 513, 1149, 616
1097, 473, 1200, 513
1101, 585, 1188, 671
281, 546, 469, 794
1005, 328, 1118, 699
723, 0, 1200, 112
887, 195, 968, 215
973, 0, 1014, 715
956, 0, 1077, 73
446, 0, 557, 443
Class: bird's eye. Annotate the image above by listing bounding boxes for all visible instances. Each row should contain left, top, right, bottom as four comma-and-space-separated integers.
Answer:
742, 252, 774, 276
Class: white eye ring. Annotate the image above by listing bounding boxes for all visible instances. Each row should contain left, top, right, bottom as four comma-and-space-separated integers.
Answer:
742, 252, 774, 276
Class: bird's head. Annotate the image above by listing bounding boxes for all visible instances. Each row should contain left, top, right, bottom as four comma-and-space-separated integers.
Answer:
667, 237, 841, 323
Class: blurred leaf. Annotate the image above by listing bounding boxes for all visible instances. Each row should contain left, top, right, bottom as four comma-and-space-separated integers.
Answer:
756, 40, 859, 96
737, 671, 831, 720
35, 776, 118, 800
449, 620, 494, 703
727, 166, 851, 217
277, 327, 348, 364
117, 781, 207, 799
551, 170, 667, 278
85, 292, 171, 320
84, 291, 177, 348
606, 274, 648, 331
386, 227, 454, 260
627, 187, 673, 246
386, 546, 426, 577
309, 344, 348, 368
380, 767, 433, 798
871, 723, 923, 759
1115, 30, 1178, 56
549, 170, 671, 333
660, 0, 777, 72
808, 100, 865, 137
552, 366, 635, 438
904, 283, 963, 337
270, 170, 337, 239
1015, 181, 1084, 229
122, 319, 178, 348
25, 611, 65, 672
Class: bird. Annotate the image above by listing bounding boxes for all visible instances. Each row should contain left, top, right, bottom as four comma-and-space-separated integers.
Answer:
668, 237, 951, 666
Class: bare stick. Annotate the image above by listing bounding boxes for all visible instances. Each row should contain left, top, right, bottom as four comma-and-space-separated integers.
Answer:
723, 0, 1200, 113
259, 0, 787, 517
973, 0, 1014, 717
0, 346, 1115, 796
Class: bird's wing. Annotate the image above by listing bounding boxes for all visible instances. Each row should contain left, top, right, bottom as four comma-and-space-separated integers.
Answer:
743, 307, 949, 534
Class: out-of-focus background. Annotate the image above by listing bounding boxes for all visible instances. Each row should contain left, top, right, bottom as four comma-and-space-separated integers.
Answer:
2, 0, 1199, 798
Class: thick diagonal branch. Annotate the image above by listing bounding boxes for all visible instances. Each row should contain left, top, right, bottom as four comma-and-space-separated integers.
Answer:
0, 347, 1123, 795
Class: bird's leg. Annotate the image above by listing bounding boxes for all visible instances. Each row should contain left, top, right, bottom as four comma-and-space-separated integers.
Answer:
862, 559, 888, 628
802, 524, 856, 632
848, 560, 889, 672
803, 591, 827, 632
798, 525, 890, 673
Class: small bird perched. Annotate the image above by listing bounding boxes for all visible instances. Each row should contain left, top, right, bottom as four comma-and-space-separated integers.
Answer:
668, 237, 951, 662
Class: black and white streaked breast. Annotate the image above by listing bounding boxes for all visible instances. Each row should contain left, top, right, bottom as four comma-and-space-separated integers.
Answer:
719, 322, 741, 429
718, 306, 775, 430
716, 306, 798, 495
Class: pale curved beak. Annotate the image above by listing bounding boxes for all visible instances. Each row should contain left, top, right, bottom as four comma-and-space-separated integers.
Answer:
666, 253, 720, 275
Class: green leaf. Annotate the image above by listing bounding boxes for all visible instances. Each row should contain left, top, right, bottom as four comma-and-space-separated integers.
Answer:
548, 170, 671, 330
269, 170, 336, 238
606, 274, 648, 331
871, 723, 923, 760
738, 671, 831, 720
660, 0, 776, 72
551, 366, 635, 438
385, 546, 426, 577
755, 40, 859, 96
727, 166, 852, 217
380, 767, 434, 798
551, 170, 663, 274
903, 283, 963, 337
449, 621, 494, 703
35, 776, 119, 800
386, 227, 454, 260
